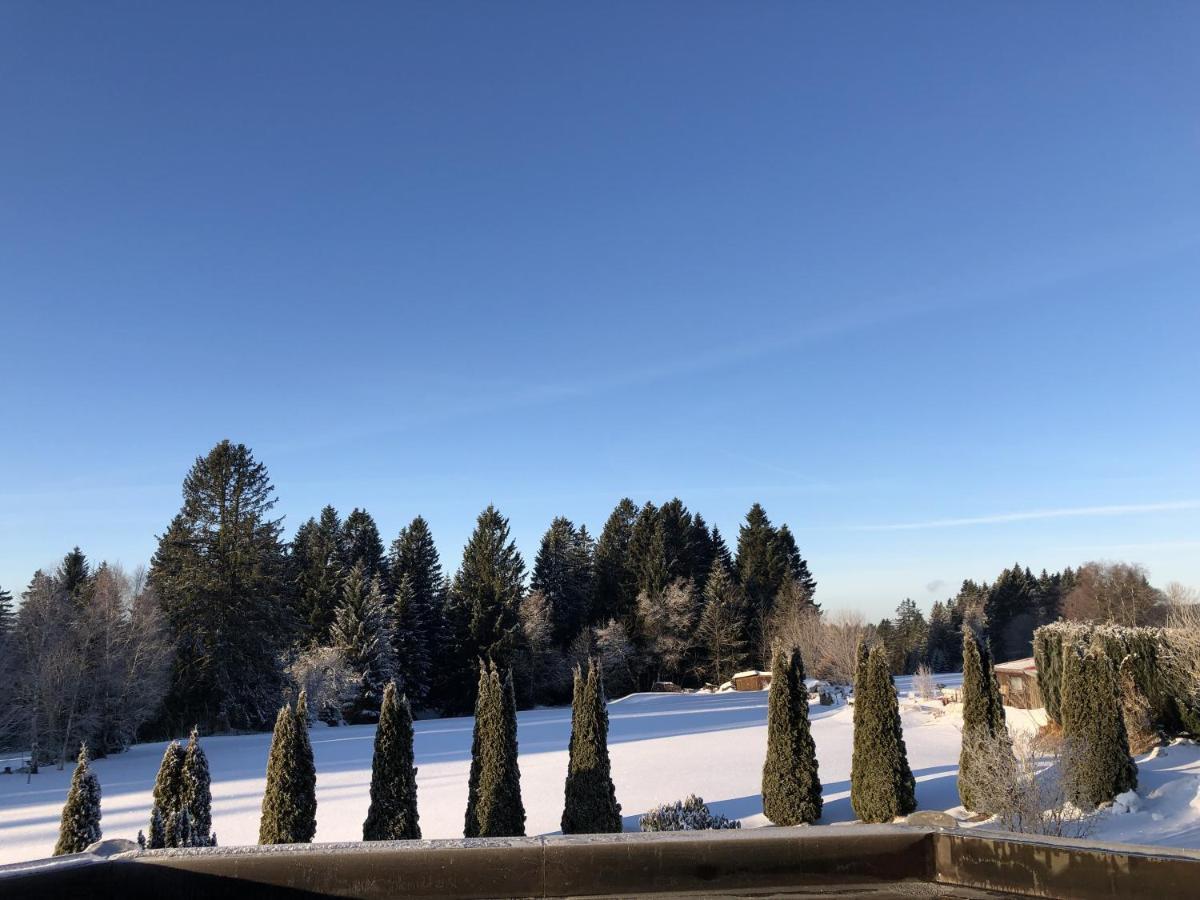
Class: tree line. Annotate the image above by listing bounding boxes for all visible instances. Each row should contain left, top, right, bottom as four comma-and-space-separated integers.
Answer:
0, 439, 820, 755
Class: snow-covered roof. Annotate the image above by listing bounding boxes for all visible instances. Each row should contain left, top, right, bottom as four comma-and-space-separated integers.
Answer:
993, 657, 1037, 673
731, 670, 770, 679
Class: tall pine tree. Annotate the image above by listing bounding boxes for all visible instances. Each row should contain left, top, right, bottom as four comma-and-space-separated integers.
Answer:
697, 562, 748, 686
735, 504, 789, 656
591, 499, 639, 626
330, 563, 398, 722
341, 508, 387, 590
443, 507, 525, 714
150, 441, 290, 732
289, 506, 344, 645
761, 646, 822, 825
532, 517, 594, 648
363, 682, 421, 840
389, 516, 446, 710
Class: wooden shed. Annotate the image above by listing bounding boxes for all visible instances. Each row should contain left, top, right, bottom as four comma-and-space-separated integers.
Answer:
731, 670, 773, 691
993, 657, 1042, 710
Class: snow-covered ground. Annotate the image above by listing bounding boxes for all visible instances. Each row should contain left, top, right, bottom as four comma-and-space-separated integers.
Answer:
1, 675, 1197, 864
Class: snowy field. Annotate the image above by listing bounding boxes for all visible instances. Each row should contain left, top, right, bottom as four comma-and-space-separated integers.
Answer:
2, 674, 1197, 864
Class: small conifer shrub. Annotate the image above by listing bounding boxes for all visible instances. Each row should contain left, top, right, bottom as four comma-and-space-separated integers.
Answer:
761, 645, 822, 825
54, 744, 102, 856
850, 644, 916, 822
561, 660, 622, 834
363, 682, 421, 840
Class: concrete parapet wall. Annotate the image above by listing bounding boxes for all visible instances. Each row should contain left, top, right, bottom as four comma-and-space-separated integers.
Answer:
2, 826, 1198, 899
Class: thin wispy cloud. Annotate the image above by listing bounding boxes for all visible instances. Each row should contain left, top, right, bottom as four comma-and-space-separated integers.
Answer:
854, 500, 1200, 532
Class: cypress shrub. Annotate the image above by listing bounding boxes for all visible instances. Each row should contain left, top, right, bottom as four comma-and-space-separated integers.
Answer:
465, 663, 526, 837
258, 703, 318, 844
54, 744, 102, 856
293, 690, 318, 832
850, 645, 916, 822
1061, 643, 1137, 808
561, 660, 622, 834
182, 727, 216, 846
363, 682, 421, 840
147, 741, 185, 849
761, 645, 822, 825
958, 628, 1013, 813
463, 662, 491, 838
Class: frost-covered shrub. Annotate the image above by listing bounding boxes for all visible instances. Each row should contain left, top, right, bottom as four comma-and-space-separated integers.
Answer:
639, 795, 741, 831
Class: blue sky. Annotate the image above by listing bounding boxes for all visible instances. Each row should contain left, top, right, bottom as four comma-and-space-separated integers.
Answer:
2, 3, 1198, 617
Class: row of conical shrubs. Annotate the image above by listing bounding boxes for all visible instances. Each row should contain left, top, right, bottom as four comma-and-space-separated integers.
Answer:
56, 628, 1141, 853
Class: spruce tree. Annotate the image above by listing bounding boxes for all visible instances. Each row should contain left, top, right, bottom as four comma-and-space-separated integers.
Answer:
591, 499, 639, 625
775, 525, 817, 603
465, 664, 526, 837
532, 517, 595, 648
0, 585, 13, 645
561, 661, 622, 834
850, 645, 916, 823
341, 508, 388, 589
697, 563, 748, 685
330, 563, 398, 722
182, 727, 215, 846
958, 628, 1013, 813
1061, 643, 1137, 809
149, 440, 290, 733
363, 682, 421, 840
443, 507, 525, 714
761, 646, 822, 825
628, 502, 666, 599
390, 516, 446, 710
734, 504, 789, 653
259, 703, 317, 844
54, 744, 101, 856
148, 741, 186, 849
290, 505, 345, 645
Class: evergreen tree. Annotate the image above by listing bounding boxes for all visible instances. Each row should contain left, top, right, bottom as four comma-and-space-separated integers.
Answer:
182, 727, 216, 846
696, 563, 748, 685
258, 702, 317, 844
561, 661, 622, 834
148, 741, 186, 849
392, 573, 432, 708
735, 504, 789, 655
687, 513, 719, 597
958, 628, 1013, 813
775, 525, 817, 603
443, 506, 526, 714
591, 499, 639, 625
465, 663, 526, 837
1061, 643, 1137, 808
390, 516, 446, 709
657, 498, 696, 586
761, 646, 822, 825
54, 744, 101, 855
924, 601, 956, 671
341, 508, 387, 589
290, 506, 344, 645
0, 585, 13, 642
330, 563, 398, 722
629, 502, 666, 599
985, 564, 1040, 662
532, 517, 594, 648
892, 599, 928, 675
57, 548, 92, 605
150, 440, 290, 733
363, 682, 421, 840
850, 645, 916, 822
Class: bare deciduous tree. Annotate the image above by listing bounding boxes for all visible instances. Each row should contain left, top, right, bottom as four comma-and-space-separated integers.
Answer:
1063, 562, 1163, 626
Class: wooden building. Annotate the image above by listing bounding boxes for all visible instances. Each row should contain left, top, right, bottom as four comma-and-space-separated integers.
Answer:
993, 657, 1042, 710
731, 670, 772, 691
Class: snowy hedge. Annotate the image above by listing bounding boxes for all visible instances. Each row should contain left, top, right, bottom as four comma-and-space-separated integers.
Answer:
1033, 622, 1200, 735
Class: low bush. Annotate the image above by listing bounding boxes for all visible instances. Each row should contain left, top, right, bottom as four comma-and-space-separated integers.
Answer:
639, 795, 741, 831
